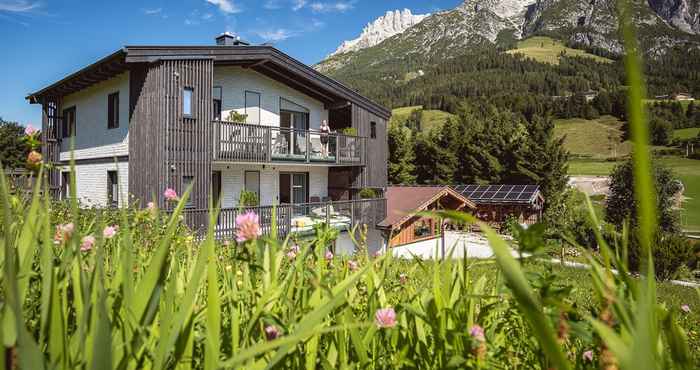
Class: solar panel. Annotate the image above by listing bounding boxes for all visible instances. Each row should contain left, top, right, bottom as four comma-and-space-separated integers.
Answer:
453, 184, 541, 204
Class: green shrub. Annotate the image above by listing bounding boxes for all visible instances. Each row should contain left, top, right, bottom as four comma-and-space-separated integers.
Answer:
340, 127, 358, 136
238, 190, 259, 207
626, 231, 694, 281
358, 187, 378, 199
227, 111, 248, 123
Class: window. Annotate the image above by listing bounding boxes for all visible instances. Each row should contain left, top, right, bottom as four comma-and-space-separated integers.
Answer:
107, 92, 119, 129
213, 87, 222, 120
245, 91, 261, 124
107, 171, 118, 207
183, 176, 194, 207
370, 121, 377, 139
183, 87, 194, 117
62, 107, 76, 139
61, 172, 70, 200
244, 171, 260, 199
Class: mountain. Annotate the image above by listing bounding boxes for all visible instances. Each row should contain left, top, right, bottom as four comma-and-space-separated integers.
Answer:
329, 9, 430, 57
316, 0, 700, 74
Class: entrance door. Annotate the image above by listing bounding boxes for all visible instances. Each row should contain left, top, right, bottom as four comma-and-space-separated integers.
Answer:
279, 173, 308, 205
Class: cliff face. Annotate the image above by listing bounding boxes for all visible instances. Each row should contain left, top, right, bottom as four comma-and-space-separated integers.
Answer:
317, 0, 700, 73
329, 9, 429, 57
648, 0, 700, 34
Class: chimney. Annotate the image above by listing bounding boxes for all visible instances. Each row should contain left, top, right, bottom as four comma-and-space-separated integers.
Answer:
216, 32, 250, 46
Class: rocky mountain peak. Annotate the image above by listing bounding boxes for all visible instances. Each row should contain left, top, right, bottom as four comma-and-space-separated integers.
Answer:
329, 9, 429, 57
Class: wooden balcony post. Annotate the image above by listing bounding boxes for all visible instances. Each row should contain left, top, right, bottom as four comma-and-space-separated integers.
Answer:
336, 135, 340, 164
266, 126, 272, 163
306, 130, 310, 163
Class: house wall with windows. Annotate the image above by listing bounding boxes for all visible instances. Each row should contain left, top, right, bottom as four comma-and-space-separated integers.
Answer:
59, 72, 129, 160
213, 67, 329, 129
62, 161, 129, 207
212, 163, 328, 207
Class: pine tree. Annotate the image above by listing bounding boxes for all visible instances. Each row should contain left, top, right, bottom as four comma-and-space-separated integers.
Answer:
387, 122, 416, 184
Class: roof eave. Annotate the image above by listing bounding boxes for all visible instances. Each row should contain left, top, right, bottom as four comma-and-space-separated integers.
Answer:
26, 48, 128, 104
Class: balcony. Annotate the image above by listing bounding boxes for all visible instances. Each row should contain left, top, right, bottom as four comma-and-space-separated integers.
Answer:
213, 121, 366, 165
182, 198, 387, 240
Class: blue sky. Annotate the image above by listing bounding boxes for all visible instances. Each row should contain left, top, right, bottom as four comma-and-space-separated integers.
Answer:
0, 0, 461, 125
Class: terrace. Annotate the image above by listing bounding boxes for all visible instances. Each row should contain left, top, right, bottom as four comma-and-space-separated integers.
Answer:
183, 198, 386, 240
213, 121, 366, 166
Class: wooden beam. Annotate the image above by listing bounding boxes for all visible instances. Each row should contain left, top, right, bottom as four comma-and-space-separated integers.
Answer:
254, 64, 336, 103
326, 101, 351, 110
244, 59, 268, 69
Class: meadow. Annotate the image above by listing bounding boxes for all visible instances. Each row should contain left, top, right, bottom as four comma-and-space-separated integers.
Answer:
1, 171, 698, 369
506, 36, 614, 65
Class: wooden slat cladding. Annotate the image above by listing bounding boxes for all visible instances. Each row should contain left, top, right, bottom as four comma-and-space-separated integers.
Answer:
41, 98, 62, 196
129, 59, 213, 218
351, 103, 387, 190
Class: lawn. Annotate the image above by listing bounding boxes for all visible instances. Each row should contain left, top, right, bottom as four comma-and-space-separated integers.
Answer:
569, 156, 700, 232
555, 115, 632, 159
391, 105, 456, 132
675, 127, 700, 140
507, 36, 614, 65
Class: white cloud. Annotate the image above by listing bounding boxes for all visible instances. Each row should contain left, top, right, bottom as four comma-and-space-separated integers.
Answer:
256, 28, 297, 42
0, 0, 40, 13
264, 0, 282, 10
292, 0, 306, 11
206, 0, 241, 14
143, 8, 162, 15
309, 1, 353, 13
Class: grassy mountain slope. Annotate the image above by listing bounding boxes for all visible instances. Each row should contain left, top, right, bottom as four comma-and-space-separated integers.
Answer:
507, 36, 614, 64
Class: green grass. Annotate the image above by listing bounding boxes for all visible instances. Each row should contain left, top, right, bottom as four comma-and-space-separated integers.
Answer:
675, 127, 700, 140
390, 105, 456, 132
507, 36, 614, 65
569, 156, 700, 232
644, 99, 694, 111
555, 115, 632, 159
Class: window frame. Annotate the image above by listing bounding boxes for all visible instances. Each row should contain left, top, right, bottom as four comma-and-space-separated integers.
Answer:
107, 92, 120, 129
370, 121, 377, 139
213, 86, 222, 121
182, 176, 195, 208
107, 170, 118, 208
62, 106, 76, 139
244, 170, 261, 199
245, 90, 261, 125
61, 171, 70, 200
183, 87, 194, 118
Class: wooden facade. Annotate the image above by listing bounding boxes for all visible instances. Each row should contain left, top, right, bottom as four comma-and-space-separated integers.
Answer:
27, 42, 391, 234
380, 186, 475, 248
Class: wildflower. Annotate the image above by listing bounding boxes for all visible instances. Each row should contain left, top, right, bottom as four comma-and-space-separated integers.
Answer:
54, 223, 75, 244
469, 325, 485, 342
103, 225, 118, 239
372, 250, 382, 258
147, 201, 156, 210
164, 188, 178, 201
286, 250, 297, 260
225, 265, 232, 272
80, 235, 96, 252
582, 350, 594, 362
347, 260, 359, 272
265, 325, 280, 340
27, 151, 42, 166
324, 250, 334, 262
399, 273, 408, 285
681, 304, 691, 313
24, 124, 37, 136
235, 211, 261, 243
375, 308, 397, 328
223, 239, 231, 247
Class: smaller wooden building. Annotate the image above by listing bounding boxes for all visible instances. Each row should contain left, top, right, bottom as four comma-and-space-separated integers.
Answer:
378, 186, 476, 247
452, 184, 545, 227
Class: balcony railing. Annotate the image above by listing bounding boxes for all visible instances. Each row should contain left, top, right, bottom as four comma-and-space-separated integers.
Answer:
213, 121, 366, 165
182, 198, 386, 240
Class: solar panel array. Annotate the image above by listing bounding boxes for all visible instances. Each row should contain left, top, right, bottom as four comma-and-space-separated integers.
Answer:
452, 185, 540, 205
